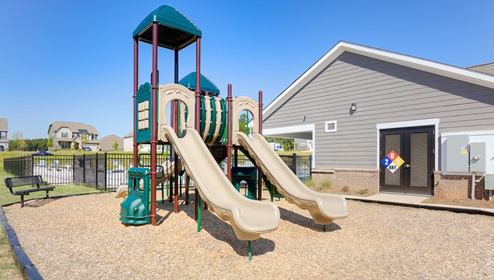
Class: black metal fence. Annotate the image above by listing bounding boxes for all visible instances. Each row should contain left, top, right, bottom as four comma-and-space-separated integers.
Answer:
236, 153, 312, 181
4, 152, 311, 190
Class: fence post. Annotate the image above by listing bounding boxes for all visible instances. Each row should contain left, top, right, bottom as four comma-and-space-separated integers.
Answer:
292, 153, 297, 175
72, 155, 75, 183
309, 155, 313, 178
95, 153, 99, 190
104, 152, 108, 191
31, 155, 34, 177
83, 154, 86, 184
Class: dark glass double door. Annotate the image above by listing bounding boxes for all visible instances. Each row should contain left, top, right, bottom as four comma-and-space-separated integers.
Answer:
379, 126, 434, 195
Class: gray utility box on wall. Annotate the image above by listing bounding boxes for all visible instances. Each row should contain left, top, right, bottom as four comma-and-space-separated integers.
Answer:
445, 135, 469, 172
469, 142, 486, 173
485, 174, 494, 190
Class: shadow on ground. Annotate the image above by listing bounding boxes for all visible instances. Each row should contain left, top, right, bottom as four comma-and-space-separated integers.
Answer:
155, 194, 276, 257
277, 205, 342, 232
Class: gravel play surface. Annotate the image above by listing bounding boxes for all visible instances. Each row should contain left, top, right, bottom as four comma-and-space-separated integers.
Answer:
4, 192, 494, 279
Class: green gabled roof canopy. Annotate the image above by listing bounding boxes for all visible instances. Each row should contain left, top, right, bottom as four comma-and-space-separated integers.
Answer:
179, 72, 220, 96
133, 5, 202, 50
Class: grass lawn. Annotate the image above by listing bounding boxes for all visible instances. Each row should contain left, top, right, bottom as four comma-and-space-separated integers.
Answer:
0, 232, 22, 280
276, 150, 312, 157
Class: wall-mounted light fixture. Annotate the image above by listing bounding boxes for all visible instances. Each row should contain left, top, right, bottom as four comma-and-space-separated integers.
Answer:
350, 103, 357, 115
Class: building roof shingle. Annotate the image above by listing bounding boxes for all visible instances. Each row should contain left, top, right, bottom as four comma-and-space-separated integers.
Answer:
468, 62, 494, 76
0, 118, 7, 131
48, 121, 98, 135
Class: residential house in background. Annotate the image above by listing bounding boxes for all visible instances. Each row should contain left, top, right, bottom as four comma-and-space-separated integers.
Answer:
48, 121, 99, 151
0, 118, 8, 151
99, 134, 123, 152
123, 132, 133, 152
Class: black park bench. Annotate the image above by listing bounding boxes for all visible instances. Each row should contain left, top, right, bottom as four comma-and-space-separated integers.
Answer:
4, 175, 55, 207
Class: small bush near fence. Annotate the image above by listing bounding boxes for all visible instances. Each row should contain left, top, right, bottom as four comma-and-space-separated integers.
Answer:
4, 152, 311, 191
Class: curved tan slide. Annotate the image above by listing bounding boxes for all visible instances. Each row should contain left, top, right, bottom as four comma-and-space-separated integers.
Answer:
236, 132, 348, 225
161, 125, 280, 240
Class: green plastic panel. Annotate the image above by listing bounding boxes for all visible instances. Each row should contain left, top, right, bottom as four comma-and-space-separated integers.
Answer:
207, 97, 217, 143
232, 167, 258, 200
136, 83, 153, 144
133, 5, 201, 50
219, 99, 228, 145
119, 167, 151, 225
179, 72, 220, 95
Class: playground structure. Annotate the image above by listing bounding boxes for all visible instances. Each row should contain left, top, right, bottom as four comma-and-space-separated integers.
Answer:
120, 5, 348, 257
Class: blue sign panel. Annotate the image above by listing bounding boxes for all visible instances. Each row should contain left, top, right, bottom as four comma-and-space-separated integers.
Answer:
381, 157, 392, 167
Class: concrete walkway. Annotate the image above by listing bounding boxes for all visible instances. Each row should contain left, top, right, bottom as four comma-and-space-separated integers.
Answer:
344, 193, 494, 216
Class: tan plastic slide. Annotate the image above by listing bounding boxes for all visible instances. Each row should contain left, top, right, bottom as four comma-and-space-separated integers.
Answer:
161, 125, 280, 241
236, 132, 348, 225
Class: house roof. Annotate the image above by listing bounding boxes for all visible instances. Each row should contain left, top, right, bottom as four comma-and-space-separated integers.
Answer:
0, 118, 7, 131
468, 62, 494, 76
48, 121, 98, 135
99, 134, 123, 151
263, 41, 494, 119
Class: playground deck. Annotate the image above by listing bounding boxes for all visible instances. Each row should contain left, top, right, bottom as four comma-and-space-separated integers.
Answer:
4, 192, 494, 279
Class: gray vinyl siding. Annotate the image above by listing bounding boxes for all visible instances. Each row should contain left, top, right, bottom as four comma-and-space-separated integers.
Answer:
263, 52, 494, 169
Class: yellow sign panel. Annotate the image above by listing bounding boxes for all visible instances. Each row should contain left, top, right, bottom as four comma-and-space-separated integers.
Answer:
393, 156, 404, 168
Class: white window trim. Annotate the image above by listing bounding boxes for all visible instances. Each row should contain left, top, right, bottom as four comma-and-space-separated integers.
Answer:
324, 121, 337, 133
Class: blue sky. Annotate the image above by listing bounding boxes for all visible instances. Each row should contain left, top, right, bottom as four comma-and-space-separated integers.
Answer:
1, 0, 493, 139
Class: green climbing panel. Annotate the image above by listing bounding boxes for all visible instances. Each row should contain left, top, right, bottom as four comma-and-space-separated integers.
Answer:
119, 167, 151, 225
232, 167, 258, 200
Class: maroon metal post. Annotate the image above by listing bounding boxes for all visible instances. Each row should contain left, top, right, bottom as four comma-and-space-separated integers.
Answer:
173, 98, 179, 213
227, 84, 233, 181
195, 38, 201, 131
133, 38, 139, 168
257, 90, 263, 201
194, 38, 201, 221
169, 102, 175, 202
174, 49, 179, 83
149, 22, 159, 226
185, 173, 189, 205
173, 49, 179, 214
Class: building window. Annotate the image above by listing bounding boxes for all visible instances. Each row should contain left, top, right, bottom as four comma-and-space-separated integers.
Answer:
61, 132, 68, 138
325, 121, 337, 133
0, 131, 5, 139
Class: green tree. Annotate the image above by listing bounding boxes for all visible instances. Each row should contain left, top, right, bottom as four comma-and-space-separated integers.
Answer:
81, 132, 89, 148
238, 111, 251, 134
264, 136, 294, 151
11, 131, 27, 151
113, 140, 119, 151
27, 138, 48, 151
47, 137, 53, 150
